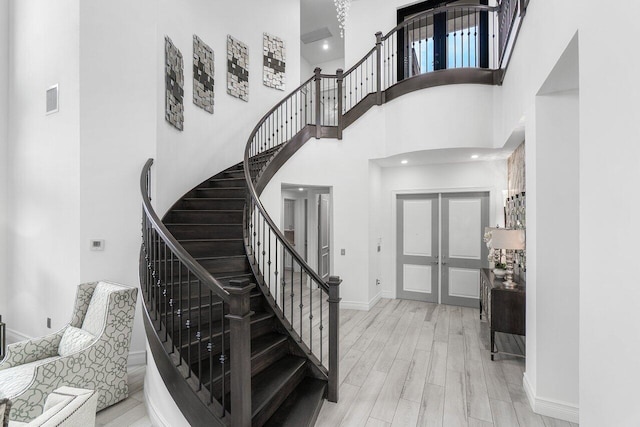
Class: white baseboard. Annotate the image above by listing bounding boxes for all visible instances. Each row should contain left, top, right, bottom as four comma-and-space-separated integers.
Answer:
7, 328, 147, 368
523, 372, 579, 423
128, 350, 147, 367
341, 292, 382, 311
381, 290, 395, 299
6, 328, 30, 344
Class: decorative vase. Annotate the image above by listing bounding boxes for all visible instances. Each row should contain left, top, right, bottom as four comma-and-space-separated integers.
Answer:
493, 268, 506, 278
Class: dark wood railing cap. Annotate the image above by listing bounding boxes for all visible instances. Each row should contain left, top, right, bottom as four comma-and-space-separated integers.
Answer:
226, 278, 255, 294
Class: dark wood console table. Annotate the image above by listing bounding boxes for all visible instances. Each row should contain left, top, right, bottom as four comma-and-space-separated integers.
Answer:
479, 268, 525, 360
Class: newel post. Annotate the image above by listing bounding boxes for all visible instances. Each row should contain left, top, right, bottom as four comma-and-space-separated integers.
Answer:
314, 67, 322, 139
227, 278, 255, 427
336, 68, 344, 140
327, 275, 342, 402
375, 31, 383, 105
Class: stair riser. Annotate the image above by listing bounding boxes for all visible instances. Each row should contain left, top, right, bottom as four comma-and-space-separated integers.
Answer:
223, 170, 245, 179
165, 225, 244, 240
196, 188, 246, 199
253, 366, 307, 427
176, 314, 276, 362
207, 340, 289, 400
168, 211, 243, 224
154, 257, 250, 277
179, 240, 246, 257
204, 178, 247, 188
160, 294, 263, 322
178, 199, 246, 210
199, 257, 251, 275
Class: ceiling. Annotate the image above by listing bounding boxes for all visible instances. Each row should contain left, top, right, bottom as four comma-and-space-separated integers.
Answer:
300, 0, 345, 66
372, 147, 514, 168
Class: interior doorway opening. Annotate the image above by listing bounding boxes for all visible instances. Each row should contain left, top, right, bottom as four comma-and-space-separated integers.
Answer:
281, 185, 332, 279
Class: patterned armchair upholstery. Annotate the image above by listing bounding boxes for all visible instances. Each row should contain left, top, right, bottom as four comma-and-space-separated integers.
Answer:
0, 282, 138, 422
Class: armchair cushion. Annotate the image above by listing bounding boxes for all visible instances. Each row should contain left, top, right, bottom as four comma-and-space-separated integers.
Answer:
57, 328, 94, 357
8, 387, 97, 427
80, 282, 126, 336
0, 358, 59, 399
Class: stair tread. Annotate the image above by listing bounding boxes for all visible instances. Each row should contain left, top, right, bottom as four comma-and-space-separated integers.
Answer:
263, 377, 327, 427
177, 238, 243, 242
182, 197, 245, 201
196, 332, 288, 386
251, 356, 307, 418
171, 209, 243, 213
194, 254, 247, 261
174, 311, 274, 345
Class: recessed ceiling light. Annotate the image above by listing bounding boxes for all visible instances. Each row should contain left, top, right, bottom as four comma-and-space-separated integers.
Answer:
471, 154, 479, 159
322, 41, 329, 50
298, 187, 304, 191
401, 160, 408, 164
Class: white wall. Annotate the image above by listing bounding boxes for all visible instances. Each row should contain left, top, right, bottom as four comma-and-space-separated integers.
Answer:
78, 0, 158, 359
346, 0, 404, 65
6, 0, 81, 338
155, 0, 301, 215
314, 58, 345, 75
300, 55, 313, 83
262, 81, 499, 309
527, 89, 579, 412
579, 2, 640, 424
0, 0, 9, 318
378, 160, 507, 299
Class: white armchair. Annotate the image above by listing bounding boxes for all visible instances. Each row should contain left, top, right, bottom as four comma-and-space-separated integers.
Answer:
0, 282, 138, 422
9, 387, 97, 427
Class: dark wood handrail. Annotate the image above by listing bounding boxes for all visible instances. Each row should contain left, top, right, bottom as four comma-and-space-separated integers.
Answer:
243, 103, 330, 295
141, 158, 230, 301
343, 47, 376, 76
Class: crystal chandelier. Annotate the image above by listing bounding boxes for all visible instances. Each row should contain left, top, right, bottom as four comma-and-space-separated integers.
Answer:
334, 0, 351, 38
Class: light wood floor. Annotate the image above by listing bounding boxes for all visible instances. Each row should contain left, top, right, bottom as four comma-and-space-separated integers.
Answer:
95, 365, 151, 427
315, 298, 577, 427
104, 299, 578, 427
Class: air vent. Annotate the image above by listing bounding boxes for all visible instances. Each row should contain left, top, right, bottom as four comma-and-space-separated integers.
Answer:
46, 84, 59, 115
301, 27, 333, 44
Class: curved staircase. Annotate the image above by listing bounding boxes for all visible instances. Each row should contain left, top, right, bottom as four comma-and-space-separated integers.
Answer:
140, 2, 527, 426
162, 161, 327, 426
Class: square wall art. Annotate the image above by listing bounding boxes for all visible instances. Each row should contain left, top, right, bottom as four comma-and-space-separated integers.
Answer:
263, 33, 286, 91
193, 35, 214, 114
227, 35, 249, 102
165, 36, 184, 130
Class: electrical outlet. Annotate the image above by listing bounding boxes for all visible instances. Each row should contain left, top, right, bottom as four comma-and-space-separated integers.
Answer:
47, 318, 51, 329
341, 249, 346, 255
376, 279, 380, 286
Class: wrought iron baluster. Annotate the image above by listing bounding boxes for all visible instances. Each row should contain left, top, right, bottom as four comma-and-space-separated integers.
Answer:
299, 265, 303, 342
186, 270, 191, 377
197, 279, 202, 390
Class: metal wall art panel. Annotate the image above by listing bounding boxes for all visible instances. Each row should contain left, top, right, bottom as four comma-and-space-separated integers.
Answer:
165, 36, 184, 130
193, 35, 214, 114
227, 35, 249, 102
263, 33, 286, 91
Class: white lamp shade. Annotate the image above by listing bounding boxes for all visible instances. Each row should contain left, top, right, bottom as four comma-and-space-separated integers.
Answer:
489, 229, 525, 250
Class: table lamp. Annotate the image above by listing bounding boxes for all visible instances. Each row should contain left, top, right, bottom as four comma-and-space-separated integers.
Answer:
489, 228, 525, 287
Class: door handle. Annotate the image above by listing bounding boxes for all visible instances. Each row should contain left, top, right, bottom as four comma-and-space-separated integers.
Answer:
441, 261, 447, 265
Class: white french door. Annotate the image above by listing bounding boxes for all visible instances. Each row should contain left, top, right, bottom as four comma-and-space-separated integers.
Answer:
396, 192, 489, 307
